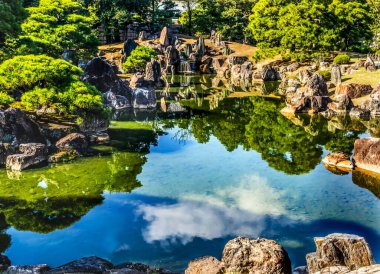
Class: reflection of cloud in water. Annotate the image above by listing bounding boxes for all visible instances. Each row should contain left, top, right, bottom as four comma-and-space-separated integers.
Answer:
137, 175, 290, 244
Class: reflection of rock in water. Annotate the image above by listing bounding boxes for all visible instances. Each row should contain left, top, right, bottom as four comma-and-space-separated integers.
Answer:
352, 169, 380, 198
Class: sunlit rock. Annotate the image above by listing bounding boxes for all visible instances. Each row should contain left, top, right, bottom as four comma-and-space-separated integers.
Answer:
185, 256, 222, 274
306, 234, 375, 273
353, 137, 380, 173
221, 237, 292, 274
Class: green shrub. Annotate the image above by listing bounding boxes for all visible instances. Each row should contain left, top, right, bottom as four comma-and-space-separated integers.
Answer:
123, 46, 158, 72
333, 54, 350, 64
0, 55, 103, 114
0, 92, 15, 108
317, 70, 331, 81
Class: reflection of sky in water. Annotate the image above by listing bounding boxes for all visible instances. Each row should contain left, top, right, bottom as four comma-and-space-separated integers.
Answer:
4, 128, 380, 272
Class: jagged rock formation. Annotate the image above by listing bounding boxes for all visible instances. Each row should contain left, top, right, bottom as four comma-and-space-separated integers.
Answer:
6, 143, 47, 171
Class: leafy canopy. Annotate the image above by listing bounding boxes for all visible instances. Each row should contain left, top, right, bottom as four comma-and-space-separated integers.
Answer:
0, 55, 103, 114
20, 0, 99, 58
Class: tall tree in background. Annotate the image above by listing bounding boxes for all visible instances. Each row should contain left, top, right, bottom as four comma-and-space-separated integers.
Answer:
0, 0, 25, 45
20, 0, 99, 58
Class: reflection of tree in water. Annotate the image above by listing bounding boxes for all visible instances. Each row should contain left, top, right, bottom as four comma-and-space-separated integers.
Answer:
0, 197, 103, 234
0, 121, 158, 245
162, 97, 365, 175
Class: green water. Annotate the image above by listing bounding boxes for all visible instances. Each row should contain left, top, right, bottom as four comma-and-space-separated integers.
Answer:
0, 75, 379, 272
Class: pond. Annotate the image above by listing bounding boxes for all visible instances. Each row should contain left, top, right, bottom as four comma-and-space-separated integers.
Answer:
0, 75, 379, 272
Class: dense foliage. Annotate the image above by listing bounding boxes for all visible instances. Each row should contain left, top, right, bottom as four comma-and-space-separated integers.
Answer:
179, 0, 256, 41
0, 0, 25, 45
0, 55, 103, 114
123, 46, 158, 72
18, 0, 99, 58
248, 0, 374, 60
82, 0, 177, 43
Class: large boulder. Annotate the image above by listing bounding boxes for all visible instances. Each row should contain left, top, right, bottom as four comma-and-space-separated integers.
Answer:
103, 91, 131, 110
81, 57, 132, 100
305, 73, 328, 97
185, 256, 222, 274
0, 143, 16, 166
336, 83, 373, 99
297, 68, 313, 84
56, 133, 88, 154
0, 108, 45, 145
306, 234, 375, 273
364, 56, 376, 72
240, 61, 255, 83
6, 143, 47, 171
353, 137, 380, 173
132, 88, 157, 109
221, 237, 291, 274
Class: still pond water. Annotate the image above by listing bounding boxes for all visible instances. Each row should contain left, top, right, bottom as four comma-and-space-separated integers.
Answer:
0, 75, 379, 272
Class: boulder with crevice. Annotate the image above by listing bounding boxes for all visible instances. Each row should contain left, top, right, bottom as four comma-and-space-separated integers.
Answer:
327, 94, 354, 114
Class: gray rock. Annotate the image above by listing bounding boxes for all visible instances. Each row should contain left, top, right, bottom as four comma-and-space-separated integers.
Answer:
0, 108, 46, 145
306, 234, 375, 273
103, 91, 131, 110
331, 65, 342, 85
297, 68, 313, 84
6, 143, 47, 171
81, 57, 133, 102
305, 73, 328, 96
228, 56, 249, 67
132, 88, 157, 109
293, 266, 308, 274
262, 65, 281, 81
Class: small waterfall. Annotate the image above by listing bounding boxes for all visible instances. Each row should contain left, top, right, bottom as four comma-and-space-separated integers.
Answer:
179, 61, 193, 74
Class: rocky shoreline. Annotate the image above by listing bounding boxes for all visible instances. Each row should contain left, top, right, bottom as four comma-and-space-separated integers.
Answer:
0, 234, 378, 274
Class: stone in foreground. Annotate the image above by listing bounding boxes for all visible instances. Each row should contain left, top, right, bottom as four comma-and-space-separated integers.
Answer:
353, 138, 380, 174
306, 233, 374, 273
221, 237, 292, 274
185, 256, 222, 274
